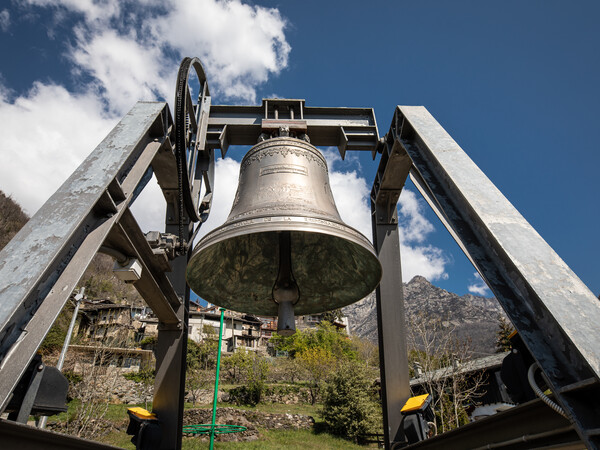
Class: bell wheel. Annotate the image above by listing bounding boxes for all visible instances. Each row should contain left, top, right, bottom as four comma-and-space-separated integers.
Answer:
174, 57, 214, 224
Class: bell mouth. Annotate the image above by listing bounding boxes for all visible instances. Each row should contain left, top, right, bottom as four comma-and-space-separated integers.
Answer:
186, 218, 382, 317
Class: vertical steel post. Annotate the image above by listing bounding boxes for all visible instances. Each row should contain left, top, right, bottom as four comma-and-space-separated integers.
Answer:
209, 308, 226, 450
372, 204, 411, 449
152, 198, 192, 450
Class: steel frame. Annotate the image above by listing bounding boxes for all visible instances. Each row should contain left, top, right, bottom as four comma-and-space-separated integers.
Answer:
384, 106, 600, 449
0, 95, 598, 450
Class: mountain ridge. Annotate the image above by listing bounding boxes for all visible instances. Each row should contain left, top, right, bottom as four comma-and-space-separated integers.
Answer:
344, 275, 505, 355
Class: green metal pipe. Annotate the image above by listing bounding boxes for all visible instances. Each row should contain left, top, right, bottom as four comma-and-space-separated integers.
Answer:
210, 308, 226, 450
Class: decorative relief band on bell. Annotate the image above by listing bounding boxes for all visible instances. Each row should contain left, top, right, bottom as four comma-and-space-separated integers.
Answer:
259, 164, 308, 177
241, 139, 327, 171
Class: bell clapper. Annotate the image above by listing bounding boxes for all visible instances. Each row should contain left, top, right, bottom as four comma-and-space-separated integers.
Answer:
272, 231, 299, 336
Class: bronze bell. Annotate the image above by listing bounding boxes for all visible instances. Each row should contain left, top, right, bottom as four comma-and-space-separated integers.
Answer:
186, 137, 382, 335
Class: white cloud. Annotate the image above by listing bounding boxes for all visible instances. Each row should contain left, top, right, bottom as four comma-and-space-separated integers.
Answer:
0, 9, 10, 32
468, 271, 491, 296
400, 245, 448, 282
195, 157, 241, 239
4, 0, 448, 288
2, 0, 290, 221
129, 156, 241, 242
397, 188, 449, 281
151, 0, 290, 103
0, 82, 117, 215
22, 0, 290, 109
22, 0, 122, 23
398, 189, 434, 243
128, 176, 166, 234
70, 28, 172, 114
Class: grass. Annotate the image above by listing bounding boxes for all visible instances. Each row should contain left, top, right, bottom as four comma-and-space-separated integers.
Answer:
196, 429, 369, 449
47, 399, 149, 424
100, 428, 370, 449
50, 400, 372, 449
46, 390, 376, 449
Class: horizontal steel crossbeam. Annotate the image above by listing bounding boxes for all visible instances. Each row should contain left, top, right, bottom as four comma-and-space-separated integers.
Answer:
206, 98, 380, 158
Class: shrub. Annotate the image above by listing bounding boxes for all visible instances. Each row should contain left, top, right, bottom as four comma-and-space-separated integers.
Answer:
123, 369, 155, 384
321, 361, 381, 441
63, 370, 83, 385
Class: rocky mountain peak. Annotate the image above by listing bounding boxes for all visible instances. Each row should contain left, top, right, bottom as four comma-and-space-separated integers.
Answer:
343, 277, 506, 355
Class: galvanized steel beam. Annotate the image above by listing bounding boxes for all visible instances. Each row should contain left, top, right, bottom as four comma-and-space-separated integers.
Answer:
404, 399, 579, 450
0, 418, 120, 449
392, 105, 600, 448
371, 126, 413, 449
0, 102, 177, 413
152, 198, 192, 449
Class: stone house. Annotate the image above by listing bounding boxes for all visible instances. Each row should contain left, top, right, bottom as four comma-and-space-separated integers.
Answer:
67, 345, 153, 373
187, 305, 262, 354
296, 314, 350, 332
74, 299, 136, 345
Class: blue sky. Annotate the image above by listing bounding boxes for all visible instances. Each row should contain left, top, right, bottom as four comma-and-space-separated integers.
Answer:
0, 0, 598, 298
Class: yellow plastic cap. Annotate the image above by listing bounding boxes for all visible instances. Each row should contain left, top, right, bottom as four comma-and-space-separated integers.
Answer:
401, 394, 430, 413
127, 407, 157, 420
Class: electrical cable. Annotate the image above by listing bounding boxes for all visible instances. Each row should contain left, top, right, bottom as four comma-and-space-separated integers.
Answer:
527, 362, 568, 419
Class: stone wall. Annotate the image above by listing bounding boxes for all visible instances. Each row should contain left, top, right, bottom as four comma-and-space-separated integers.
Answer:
47, 407, 315, 443
69, 370, 153, 405
183, 407, 315, 442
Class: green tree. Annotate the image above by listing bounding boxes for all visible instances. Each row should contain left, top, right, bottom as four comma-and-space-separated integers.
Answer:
408, 313, 486, 433
271, 321, 356, 360
187, 325, 218, 370
495, 315, 514, 353
225, 350, 269, 406
296, 347, 337, 404
350, 335, 379, 369
222, 348, 253, 383
186, 333, 220, 405
321, 361, 381, 442
320, 309, 344, 324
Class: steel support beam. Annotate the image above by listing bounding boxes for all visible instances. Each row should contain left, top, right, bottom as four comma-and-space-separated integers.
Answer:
206, 98, 380, 158
371, 125, 412, 449
391, 105, 600, 448
404, 399, 579, 450
0, 419, 120, 449
151, 197, 192, 449
0, 102, 176, 414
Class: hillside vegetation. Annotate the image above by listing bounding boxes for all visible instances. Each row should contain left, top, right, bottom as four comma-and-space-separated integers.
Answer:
0, 190, 29, 251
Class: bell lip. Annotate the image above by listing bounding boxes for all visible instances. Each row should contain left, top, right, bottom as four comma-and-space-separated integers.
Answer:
192, 215, 377, 260
186, 216, 383, 316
